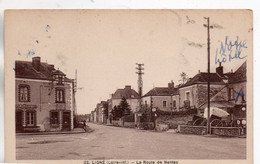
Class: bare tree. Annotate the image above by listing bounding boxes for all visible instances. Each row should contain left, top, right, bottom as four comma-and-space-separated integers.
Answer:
179, 72, 189, 84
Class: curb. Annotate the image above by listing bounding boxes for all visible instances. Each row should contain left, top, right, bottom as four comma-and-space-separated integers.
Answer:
16, 131, 87, 136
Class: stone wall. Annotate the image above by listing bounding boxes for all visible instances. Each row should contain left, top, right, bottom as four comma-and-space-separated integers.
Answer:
211, 127, 242, 136
178, 125, 243, 136
156, 123, 169, 131
156, 115, 194, 129
178, 125, 207, 135
138, 122, 154, 130
123, 122, 135, 128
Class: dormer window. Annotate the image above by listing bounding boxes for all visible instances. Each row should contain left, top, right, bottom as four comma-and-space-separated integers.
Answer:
51, 70, 66, 86
57, 75, 64, 85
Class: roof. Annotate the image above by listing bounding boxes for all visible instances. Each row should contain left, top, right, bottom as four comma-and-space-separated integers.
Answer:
200, 101, 236, 109
15, 60, 71, 81
228, 61, 247, 83
112, 86, 140, 99
180, 72, 224, 88
143, 87, 179, 97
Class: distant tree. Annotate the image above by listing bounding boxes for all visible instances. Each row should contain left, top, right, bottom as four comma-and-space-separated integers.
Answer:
111, 105, 123, 120
179, 72, 189, 84
118, 97, 131, 115
103, 103, 109, 118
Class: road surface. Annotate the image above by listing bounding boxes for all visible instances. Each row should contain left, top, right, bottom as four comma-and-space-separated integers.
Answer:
16, 123, 246, 160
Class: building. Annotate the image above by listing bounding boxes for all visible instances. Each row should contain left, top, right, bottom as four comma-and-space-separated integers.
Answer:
110, 85, 140, 112
178, 64, 229, 112
15, 57, 75, 132
200, 62, 247, 124
107, 86, 140, 121
142, 81, 180, 112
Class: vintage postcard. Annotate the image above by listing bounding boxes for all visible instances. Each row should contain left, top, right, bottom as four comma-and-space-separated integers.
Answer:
4, 10, 253, 164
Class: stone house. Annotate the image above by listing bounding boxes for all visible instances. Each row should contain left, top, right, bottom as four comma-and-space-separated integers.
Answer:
110, 85, 140, 113
200, 62, 247, 124
178, 64, 229, 112
15, 57, 75, 132
142, 81, 180, 112
108, 85, 140, 121
95, 101, 108, 124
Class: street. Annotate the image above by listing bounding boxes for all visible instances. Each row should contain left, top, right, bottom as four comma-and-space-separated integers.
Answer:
16, 123, 246, 160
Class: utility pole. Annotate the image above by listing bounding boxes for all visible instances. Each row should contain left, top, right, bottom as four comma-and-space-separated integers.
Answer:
136, 63, 144, 97
73, 70, 78, 115
135, 63, 144, 127
204, 17, 213, 135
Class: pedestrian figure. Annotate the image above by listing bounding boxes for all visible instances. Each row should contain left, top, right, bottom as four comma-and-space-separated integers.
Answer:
83, 120, 86, 132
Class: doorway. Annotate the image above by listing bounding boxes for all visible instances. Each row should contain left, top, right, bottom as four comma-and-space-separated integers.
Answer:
62, 112, 71, 131
16, 110, 23, 132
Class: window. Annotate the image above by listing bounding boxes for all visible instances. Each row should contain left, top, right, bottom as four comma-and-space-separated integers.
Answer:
173, 100, 176, 108
229, 88, 234, 100
56, 88, 65, 103
57, 75, 63, 85
163, 101, 167, 108
50, 111, 59, 124
26, 111, 36, 126
19, 85, 30, 102
185, 91, 190, 101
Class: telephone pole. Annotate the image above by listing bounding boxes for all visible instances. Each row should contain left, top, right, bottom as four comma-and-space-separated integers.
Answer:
136, 63, 144, 97
204, 17, 213, 134
73, 69, 78, 115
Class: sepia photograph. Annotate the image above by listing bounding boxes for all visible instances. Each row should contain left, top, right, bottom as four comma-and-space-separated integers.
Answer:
4, 9, 253, 163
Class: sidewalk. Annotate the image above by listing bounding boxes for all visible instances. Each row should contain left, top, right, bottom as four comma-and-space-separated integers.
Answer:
16, 128, 87, 136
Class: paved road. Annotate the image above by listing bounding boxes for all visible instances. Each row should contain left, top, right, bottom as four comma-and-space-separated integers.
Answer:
16, 123, 246, 160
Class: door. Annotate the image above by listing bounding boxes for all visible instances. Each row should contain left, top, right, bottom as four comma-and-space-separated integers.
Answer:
62, 112, 71, 131
16, 111, 23, 132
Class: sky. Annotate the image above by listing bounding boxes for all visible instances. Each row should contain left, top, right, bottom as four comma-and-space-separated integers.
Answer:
5, 9, 252, 114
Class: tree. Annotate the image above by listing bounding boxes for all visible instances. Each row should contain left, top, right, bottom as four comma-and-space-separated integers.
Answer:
110, 97, 131, 120
111, 105, 123, 120
119, 97, 131, 115
179, 72, 188, 84
103, 103, 109, 118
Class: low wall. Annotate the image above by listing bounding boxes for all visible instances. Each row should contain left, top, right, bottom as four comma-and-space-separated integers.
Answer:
156, 123, 169, 132
178, 125, 206, 135
138, 122, 154, 130
178, 125, 243, 136
211, 127, 243, 136
112, 120, 121, 127
123, 122, 135, 128
112, 120, 135, 128
156, 115, 194, 129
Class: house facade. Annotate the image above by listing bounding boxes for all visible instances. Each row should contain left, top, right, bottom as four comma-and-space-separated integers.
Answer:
178, 65, 228, 112
15, 57, 75, 132
95, 101, 108, 124
110, 85, 140, 113
204, 62, 247, 124
142, 81, 180, 112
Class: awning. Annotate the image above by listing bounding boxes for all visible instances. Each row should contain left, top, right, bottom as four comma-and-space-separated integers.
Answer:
203, 107, 229, 118
200, 101, 235, 109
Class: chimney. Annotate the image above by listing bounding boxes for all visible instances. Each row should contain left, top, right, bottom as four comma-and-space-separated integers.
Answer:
216, 62, 224, 77
32, 57, 41, 71
125, 85, 131, 90
168, 80, 174, 90
48, 64, 54, 71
